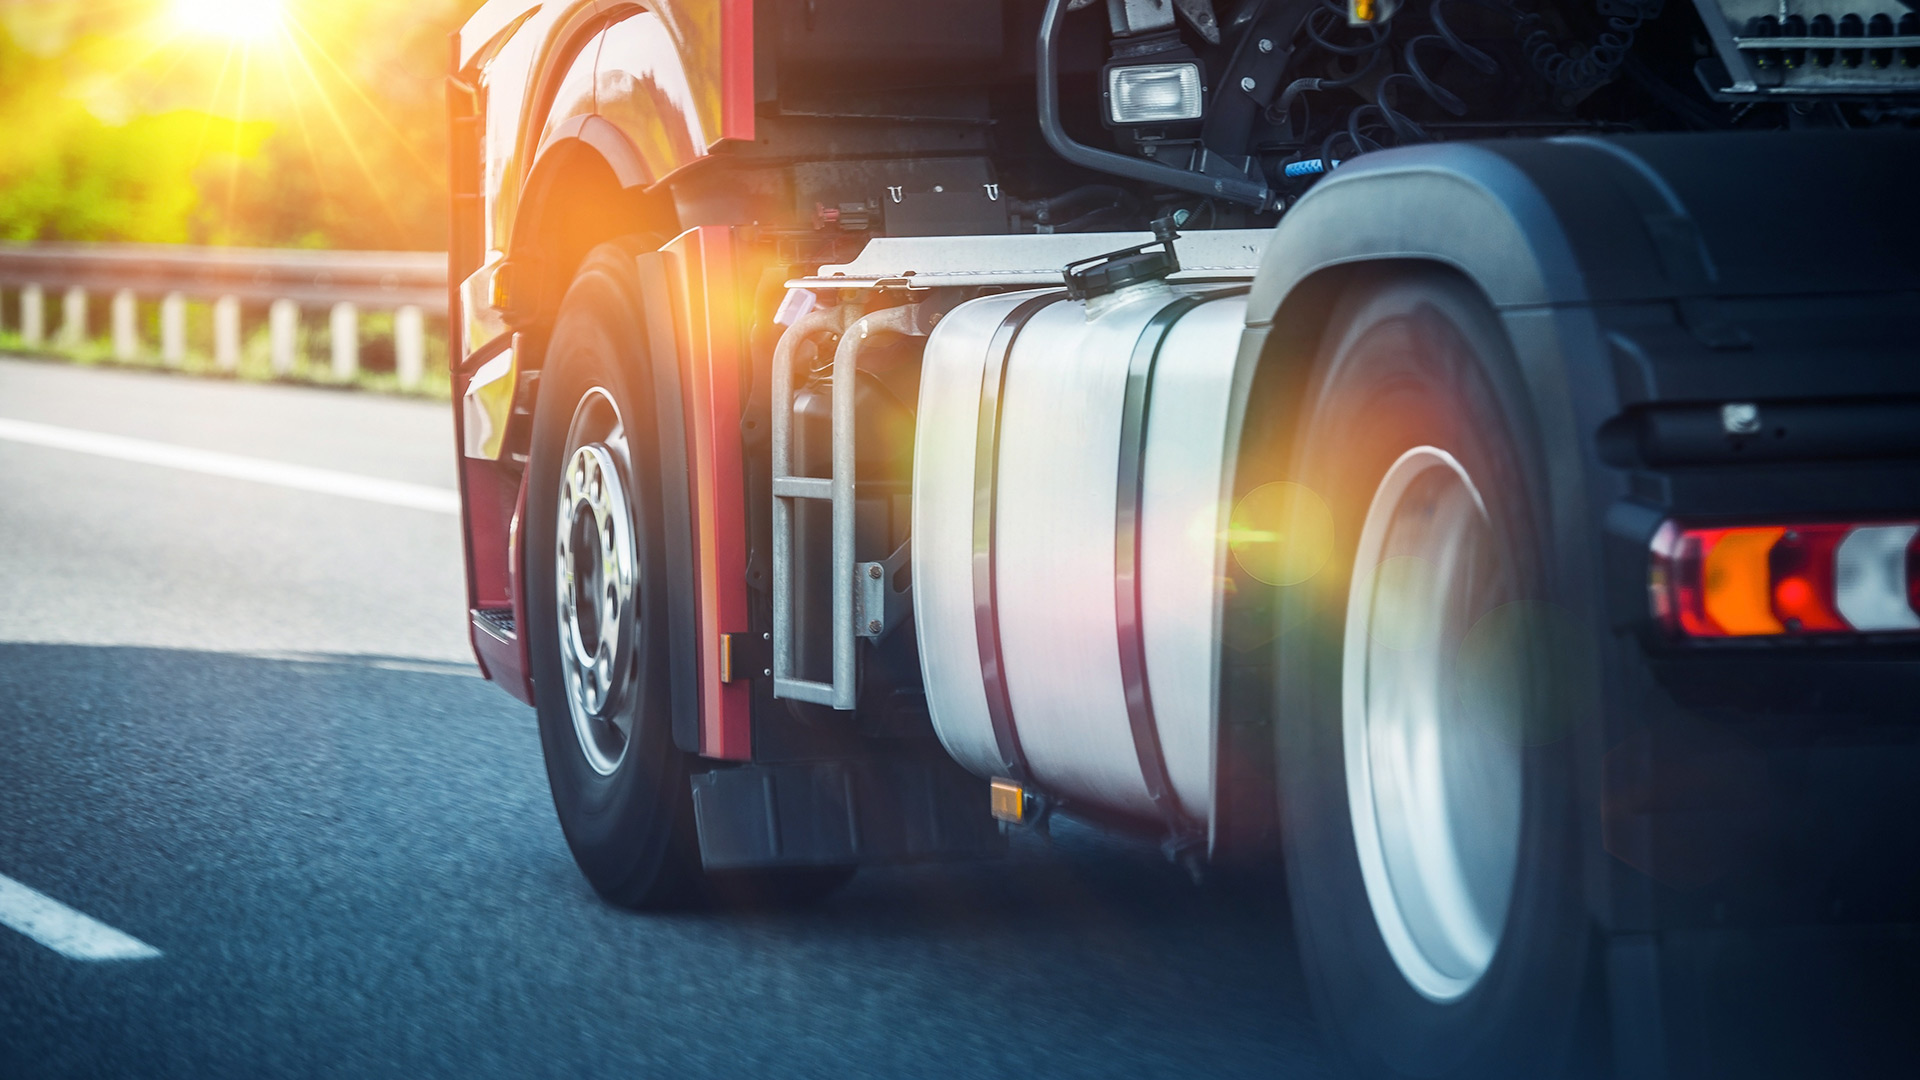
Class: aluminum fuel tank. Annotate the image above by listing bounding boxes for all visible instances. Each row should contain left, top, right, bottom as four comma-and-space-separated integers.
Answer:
911, 283, 1250, 830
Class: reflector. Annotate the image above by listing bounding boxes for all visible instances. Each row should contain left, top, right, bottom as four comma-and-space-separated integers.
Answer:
1108, 63, 1204, 125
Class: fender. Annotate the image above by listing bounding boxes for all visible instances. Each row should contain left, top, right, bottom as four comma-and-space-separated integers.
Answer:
1233, 132, 1920, 554
471, 1, 755, 347
1248, 131, 1920, 324
593, 1, 755, 186
1231, 132, 1920, 569
1218, 130, 1920, 894
536, 115, 652, 191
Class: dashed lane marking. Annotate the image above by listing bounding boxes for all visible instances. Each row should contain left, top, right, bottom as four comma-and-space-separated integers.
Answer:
0, 872, 162, 961
0, 416, 460, 515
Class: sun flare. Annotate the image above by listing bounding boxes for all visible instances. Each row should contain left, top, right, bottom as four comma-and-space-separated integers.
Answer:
170, 0, 288, 44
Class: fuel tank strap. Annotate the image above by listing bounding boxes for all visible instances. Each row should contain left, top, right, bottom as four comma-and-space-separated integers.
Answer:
1117, 287, 1248, 838
1114, 293, 1210, 833
973, 293, 1063, 783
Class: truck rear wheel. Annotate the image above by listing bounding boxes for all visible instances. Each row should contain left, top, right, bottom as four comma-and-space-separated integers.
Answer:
1274, 269, 1593, 1077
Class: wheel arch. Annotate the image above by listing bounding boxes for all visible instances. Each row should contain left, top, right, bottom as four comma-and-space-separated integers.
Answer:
1214, 141, 1616, 861
506, 127, 678, 346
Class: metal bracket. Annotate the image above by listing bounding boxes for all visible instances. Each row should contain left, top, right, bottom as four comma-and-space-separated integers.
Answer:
854, 540, 912, 639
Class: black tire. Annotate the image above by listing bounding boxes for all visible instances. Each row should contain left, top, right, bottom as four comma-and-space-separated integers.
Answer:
527, 239, 856, 910
526, 240, 704, 909
1274, 269, 1594, 1077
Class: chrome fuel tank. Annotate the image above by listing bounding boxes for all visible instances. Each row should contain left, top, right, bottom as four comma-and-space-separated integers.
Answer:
911, 283, 1250, 831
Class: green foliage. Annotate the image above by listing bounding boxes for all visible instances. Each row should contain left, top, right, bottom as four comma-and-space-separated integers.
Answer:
0, 28, 257, 242
0, 1, 475, 249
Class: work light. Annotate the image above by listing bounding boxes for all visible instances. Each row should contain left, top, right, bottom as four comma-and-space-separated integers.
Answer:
1106, 62, 1204, 125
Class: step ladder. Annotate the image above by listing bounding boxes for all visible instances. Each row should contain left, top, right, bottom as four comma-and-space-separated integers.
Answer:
768, 300, 928, 709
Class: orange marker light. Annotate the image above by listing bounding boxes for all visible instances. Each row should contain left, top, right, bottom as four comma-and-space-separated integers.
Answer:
1700, 527, 1786, 635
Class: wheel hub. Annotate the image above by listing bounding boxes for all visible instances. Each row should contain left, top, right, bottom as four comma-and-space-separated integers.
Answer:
1343, 446, 1524, 1003
555, 430, 638, 776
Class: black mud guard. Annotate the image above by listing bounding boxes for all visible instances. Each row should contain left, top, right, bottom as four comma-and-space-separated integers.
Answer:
1248, 130, 1920, 319
690, 753, 1008, 871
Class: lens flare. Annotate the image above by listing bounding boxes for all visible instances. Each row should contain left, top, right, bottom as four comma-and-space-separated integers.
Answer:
1227, 481, 1335, 587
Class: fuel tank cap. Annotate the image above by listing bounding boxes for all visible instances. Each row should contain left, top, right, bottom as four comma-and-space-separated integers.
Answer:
1062, 215, 1183, 300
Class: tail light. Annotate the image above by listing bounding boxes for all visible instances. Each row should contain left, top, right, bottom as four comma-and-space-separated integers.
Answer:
1651, 520, 1920, 638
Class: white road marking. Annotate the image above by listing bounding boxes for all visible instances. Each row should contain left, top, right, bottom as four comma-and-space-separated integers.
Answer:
0, 873, 162, 961
0, 416, 460, 515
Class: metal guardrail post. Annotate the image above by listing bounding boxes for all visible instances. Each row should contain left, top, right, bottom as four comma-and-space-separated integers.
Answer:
160, 293, 187, 365
395, 304, 425, 389
270, 299, 298, 374
1, 244, 450, 383
21, 284, 43, 345
213, 296, 241, 371
59, 287, 85, 348
330, 301, 358, 379
111, 290, 137, 360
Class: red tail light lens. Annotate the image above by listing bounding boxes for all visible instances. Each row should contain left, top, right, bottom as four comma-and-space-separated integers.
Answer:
1652, 520, 1920, 638
1767, 526, 1848, 632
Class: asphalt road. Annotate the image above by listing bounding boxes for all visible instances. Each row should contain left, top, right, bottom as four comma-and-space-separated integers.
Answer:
0, 356, 1332, 1079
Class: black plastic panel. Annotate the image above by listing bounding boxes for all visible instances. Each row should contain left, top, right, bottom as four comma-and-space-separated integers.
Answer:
690, 753, 1007, 870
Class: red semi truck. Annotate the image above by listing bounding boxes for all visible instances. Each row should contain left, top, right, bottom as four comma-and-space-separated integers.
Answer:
446, 1, 1920, 1075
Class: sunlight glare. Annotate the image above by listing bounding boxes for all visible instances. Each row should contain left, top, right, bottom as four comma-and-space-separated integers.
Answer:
171, 0, 287, 43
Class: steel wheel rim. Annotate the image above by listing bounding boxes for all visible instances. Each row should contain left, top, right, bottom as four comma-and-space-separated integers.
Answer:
1342, 446, 1523, 1003
554, 387, 639, 777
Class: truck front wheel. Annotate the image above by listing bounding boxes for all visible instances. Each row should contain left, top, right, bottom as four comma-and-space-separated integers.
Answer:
525, 241, 704, 910
526, 241, 856, 911
1274, 269, 1594, 1077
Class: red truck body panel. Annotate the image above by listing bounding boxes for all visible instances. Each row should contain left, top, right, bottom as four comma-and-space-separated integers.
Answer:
658, 226, 755, 759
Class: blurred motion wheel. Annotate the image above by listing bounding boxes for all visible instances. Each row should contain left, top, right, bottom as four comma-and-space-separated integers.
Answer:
1273, 269, 1594, 1078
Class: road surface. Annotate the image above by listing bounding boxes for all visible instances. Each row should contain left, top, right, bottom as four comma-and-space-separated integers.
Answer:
0, 356, 1330, 1079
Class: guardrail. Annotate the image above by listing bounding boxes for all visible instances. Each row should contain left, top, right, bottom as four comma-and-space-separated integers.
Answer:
0, 244, 448, 389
